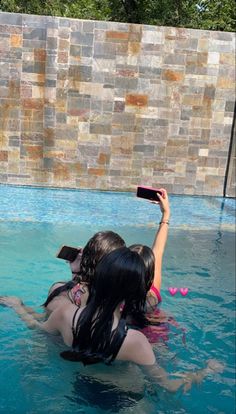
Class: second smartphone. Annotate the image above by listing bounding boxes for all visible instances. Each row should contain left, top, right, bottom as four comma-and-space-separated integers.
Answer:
56, 245, 82, 262
136, 186, 163, 202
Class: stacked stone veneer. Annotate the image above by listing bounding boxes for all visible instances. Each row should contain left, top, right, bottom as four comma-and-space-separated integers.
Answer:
0, 12, 235, 195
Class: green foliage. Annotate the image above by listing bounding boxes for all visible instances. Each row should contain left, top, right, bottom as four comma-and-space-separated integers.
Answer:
0, 0, 235, 31
62, 0, 111, 21
109, 0, 235, 31
0, 0, 111, 20
196, 0, 236, 32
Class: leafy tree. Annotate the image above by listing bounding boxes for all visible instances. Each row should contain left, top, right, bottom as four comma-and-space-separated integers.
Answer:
196, 0, 236, 32
109, 0, 235, 30
0, 0, 110, 19
0, 0, 235, 31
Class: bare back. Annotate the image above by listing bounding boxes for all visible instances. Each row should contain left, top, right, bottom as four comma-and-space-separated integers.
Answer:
48, 303, 156, 366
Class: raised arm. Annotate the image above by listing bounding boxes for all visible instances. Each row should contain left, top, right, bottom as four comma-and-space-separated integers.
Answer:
151, 188, 170, 292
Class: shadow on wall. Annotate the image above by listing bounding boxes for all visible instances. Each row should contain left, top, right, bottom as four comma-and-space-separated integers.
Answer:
224, 104, 236, 198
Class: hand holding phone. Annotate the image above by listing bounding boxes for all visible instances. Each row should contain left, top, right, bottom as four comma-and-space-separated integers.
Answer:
136, 186, 164, 202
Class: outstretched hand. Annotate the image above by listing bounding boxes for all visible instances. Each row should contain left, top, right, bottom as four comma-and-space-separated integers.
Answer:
206, 358, 224, 374
183, 358, 224, 392
149, 188, 170, 216
0, 296, 23, 308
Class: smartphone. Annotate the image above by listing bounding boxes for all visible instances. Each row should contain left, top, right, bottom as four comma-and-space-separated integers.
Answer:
56, 245, 81, 262
136, 186, 163, 202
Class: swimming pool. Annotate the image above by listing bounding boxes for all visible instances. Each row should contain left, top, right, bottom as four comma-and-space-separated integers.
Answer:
0, 185, 235, 414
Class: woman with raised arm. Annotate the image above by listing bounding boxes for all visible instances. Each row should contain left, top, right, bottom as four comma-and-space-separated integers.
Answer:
151, 188, 170, 294
0, 248, 222, 392
130, 188, 170, 313
8, 189, 169, 320
45, 188, 170, 315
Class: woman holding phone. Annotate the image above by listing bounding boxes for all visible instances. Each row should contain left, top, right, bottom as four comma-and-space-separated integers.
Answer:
0, 188, 171, 328
131, 187, 170, 312
0, 248, 222, 392
45, 187, 170, 313
43, 230, 126, 313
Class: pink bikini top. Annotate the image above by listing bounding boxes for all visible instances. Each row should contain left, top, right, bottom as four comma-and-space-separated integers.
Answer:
150, 285, 162, 303
70, 283, 87, 307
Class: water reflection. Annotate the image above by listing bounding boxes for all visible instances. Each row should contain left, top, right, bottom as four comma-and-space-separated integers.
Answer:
67, 373, 144, 412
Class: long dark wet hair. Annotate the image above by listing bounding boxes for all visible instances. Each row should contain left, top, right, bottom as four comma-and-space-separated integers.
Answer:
43, 231, 125, 308
129, 244, 155, 292
78, 231, 125, 284
60, 247, 147, 364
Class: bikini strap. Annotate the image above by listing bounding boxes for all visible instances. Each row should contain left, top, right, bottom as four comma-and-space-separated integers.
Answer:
72, 307, 81, 337
66, 289, 74, 304
107, 319, 128, 364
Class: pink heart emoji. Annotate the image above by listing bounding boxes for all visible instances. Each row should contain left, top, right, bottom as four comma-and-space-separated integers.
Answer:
180, 288, 189, 296
168, 287, 178, 296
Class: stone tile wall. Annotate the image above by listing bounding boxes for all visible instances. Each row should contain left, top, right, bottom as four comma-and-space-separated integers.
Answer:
0, 12, 235, 195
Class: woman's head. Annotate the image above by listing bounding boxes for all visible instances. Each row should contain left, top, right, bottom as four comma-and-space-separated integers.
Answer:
129, 244, 155, 292
61, 247, 147, 364
78, 231, 125, 284
92, 246, 147, 312
43, 231, 125, 308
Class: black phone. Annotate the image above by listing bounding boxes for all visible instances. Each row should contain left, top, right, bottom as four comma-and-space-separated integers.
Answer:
56, 245, 81, 262
136, 186, 163, 202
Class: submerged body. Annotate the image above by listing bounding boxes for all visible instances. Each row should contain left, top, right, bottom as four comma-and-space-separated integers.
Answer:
0, 247, 223, 392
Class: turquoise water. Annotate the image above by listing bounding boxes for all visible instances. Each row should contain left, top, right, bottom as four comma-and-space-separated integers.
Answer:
0, 185, 235, 414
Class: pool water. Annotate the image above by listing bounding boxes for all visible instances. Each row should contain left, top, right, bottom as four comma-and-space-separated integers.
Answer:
0, 185, 235, 414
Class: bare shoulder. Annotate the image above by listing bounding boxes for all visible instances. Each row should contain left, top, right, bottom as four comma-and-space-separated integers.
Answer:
42, 302, 75, 331
117, 328, 156, 366
48, 282, 65, 295
45, 302, 73, 324
46, 303, 81, 346
54, 302, 77, 320
56, 302, 83, 328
